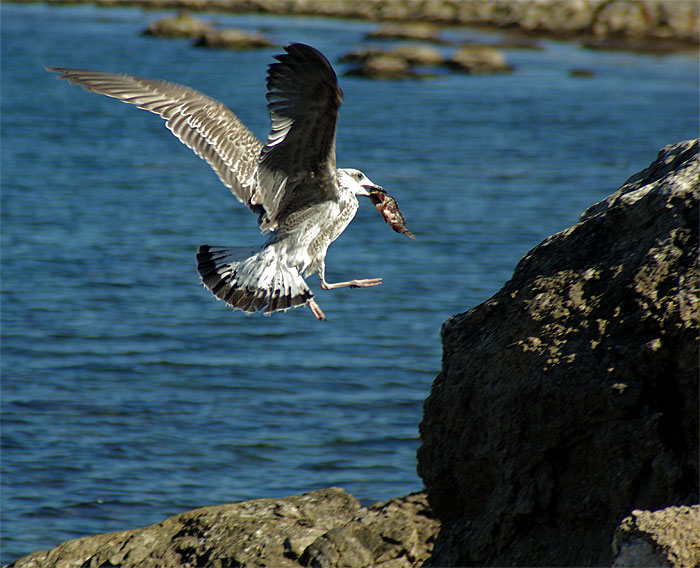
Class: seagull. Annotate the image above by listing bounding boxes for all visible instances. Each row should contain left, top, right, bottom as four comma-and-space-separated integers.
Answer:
47, 43, 412, 321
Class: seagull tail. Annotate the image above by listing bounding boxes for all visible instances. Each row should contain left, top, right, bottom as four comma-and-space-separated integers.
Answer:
196, 245, 313, 315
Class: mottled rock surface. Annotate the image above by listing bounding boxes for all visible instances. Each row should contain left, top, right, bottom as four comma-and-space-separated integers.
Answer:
418, 139, 699, 566
9, 489, 438, 568
612, 505, 700, 567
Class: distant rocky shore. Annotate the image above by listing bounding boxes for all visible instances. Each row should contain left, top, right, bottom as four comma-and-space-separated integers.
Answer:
15, 0, 700, 52
10, 138, 699, 566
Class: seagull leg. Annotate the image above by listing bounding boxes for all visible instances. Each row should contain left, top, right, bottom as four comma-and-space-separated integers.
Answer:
307, 298, 326, 321
318, 264, 382, 290
320, 277, 383, 290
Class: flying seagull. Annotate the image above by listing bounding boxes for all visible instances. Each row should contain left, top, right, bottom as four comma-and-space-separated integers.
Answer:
47, 43, 413, 320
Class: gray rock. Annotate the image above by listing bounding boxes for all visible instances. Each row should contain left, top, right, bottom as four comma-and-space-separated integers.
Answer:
341, 45, 444, 78
612, 505, 700, 568
142, 11, 214, 38
418, 139, 699, 566
391, 44, 445, 66
193, 28, 274, 50
365, 22, 447, 44
344, 54, 419, 80
339, 46, 387, 63
8, 488, 439, 568
446, 45, 513, 74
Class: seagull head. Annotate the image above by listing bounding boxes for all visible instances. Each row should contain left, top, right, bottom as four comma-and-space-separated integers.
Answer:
337, 168, 384, 198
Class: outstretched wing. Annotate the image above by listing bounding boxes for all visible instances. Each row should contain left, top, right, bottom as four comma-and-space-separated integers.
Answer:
46, 67, 263, 210
252, 43, 343, 230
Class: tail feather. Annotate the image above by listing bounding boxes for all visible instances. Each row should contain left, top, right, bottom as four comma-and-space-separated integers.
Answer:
196, 245, 313, 315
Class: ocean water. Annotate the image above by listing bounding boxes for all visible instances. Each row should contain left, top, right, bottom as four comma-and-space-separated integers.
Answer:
1, 2, 697, 562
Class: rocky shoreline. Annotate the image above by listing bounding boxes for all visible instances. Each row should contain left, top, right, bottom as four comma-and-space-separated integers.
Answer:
8, 490, 439, 567
9, 139, 699, 566
13, 0, 700, 52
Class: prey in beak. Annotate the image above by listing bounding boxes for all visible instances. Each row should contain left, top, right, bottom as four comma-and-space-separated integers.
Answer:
363, 185, 415, 240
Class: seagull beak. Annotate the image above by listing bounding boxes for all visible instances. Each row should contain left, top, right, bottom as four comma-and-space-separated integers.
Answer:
361, 184, 385, 197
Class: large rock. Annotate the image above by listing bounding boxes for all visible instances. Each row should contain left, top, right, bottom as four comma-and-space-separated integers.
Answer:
9, 489, 439, 567
418, 139, 699, 566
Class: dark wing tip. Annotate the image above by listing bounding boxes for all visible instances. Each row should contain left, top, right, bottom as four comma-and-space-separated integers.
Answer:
267, 43, 341, 99
282, 43, 334, 71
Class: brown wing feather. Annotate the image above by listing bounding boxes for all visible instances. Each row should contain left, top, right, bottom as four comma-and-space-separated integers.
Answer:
252, 43, 343, 230
46, 67, 263, 210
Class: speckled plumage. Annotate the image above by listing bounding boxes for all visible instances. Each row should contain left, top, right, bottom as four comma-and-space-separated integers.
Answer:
48, 44, 403, 320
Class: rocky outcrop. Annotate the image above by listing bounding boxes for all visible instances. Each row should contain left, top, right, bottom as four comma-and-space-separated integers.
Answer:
192, 28, 274, 50
85, 0, 698, 52
390, 45, 445, 67
143, 12, 274, 49
344, 53, 420, 80
612, 505, 700, 567
446, 45, 513, 74
341, 44, 515, 78
418, 139, 699, 566
9, 489, 439, 568
365, 22, 447, 43
142, 11, 214, 38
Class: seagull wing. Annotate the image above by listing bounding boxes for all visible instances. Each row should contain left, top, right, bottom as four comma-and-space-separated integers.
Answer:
46, 67, 263, 211
253, 43, 343, 231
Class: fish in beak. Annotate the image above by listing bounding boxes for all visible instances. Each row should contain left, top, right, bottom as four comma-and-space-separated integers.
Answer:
364, 186, 415, 240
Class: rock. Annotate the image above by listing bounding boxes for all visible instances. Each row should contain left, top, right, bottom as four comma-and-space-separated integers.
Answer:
341, 45, 443, 79
446, 45, 513, 74
418, 139, 699, 566
193, 28, 274, 50
339, 46, 386, 63
591, 0, 652, 40
391, 44, 445, 67
612, 505, 700, 567
344, 54, 419, 80
142, 11, 214, 38
341, 45, 444, 76
109, 1, 698, 51
141, 11, 273, 50
8, 488, 439, 568
365, 22, 447, 44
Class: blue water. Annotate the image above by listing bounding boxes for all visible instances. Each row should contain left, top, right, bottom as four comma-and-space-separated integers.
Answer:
1, 2, 697, 562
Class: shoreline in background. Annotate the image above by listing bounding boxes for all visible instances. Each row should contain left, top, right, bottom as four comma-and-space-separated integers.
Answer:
9, 0, 700, 53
